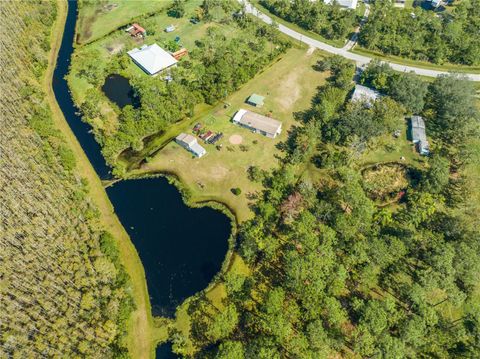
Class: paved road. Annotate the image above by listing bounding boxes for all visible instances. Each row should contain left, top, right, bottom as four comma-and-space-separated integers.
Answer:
241, 1, 480, 81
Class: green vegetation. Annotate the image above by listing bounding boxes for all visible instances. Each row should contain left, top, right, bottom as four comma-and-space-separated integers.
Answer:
1, 1, 135, 357
259, 0, 358, 42
172, 54, 480, 357
359, 0, 480, 66
76, 0, 169, 44
69, 0, 290, 174
136, 47, 328, 222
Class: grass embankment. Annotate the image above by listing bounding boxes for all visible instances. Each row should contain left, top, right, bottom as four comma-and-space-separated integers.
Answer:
76, 0, 170, 44
135, 47, 328, 222
46, 2, 155, 358
250, 0, 347, 48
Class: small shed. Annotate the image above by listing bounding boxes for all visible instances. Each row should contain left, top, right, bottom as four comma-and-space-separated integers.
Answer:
172, 48, 188, 60
246, 94, 265, 107
126, 23, 146, 38
175, 133, 206, 157
165, 25, 175, 33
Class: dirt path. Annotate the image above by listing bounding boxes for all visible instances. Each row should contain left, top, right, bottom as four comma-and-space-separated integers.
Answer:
45, 2, 155, 358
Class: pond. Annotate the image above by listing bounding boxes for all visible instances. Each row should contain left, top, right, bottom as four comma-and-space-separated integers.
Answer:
106, 177, 231, 316
102, 74, 140, 109
55, 0, 232, 321
156, 343, 179, 359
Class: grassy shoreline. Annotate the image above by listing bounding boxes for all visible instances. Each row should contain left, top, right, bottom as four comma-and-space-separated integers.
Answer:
46, 2, 155, 358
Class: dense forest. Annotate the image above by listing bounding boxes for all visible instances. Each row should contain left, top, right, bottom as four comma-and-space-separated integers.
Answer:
259, 0, 358, 41
359, 0, 480, 65
74, 0, 290, 172
171, 58, 480, 357
0, 1, 133, 357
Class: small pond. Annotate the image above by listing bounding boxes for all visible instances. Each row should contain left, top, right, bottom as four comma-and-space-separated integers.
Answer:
102, 74, 140, 109
156, 343, 179, 359
106, 177, 232, 316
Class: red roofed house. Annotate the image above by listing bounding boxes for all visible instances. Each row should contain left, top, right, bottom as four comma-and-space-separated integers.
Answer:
126, 23, 146, 38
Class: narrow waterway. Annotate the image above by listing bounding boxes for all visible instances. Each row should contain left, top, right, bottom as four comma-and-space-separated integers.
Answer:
53, 0, 231, 334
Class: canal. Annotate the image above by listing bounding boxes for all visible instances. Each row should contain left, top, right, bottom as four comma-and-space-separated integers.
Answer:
52, 0, 231, 354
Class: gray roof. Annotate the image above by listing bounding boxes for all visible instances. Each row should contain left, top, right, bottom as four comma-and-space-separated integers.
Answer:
410, 116, 427, 143
128, 44, 178, 75
176, 133, 197, 146
232, 109, 282, 136
351, 84, 381, 103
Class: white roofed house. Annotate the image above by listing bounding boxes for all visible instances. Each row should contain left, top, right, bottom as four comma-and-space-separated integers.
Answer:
175, 133, 206, 158
323, 0, 358, 9
127, 44, 178, 76
351, 84, 381, 106
410, 116, 430, 155
232, 109, 282, 138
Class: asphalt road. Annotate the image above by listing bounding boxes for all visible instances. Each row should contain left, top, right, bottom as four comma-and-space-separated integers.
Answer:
241, 1, 480, 81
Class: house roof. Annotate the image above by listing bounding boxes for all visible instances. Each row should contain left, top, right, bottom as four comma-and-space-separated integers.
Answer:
411, 116, 427, 143
190, 142, 206, 157
232, 109, 282, 136
132, 23, 146, 33
351, 84, 381, 103
323, 0, 358, 9
128, 44, 178, 75
176, 133, 197, 146
247, 93, 265, 106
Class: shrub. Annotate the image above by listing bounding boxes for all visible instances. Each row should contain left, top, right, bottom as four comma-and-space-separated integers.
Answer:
231, 187, 242, 196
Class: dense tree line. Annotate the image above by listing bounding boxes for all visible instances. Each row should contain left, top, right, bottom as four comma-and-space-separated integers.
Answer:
1, 2, 133, 357
260, 0, 357, 41
175, 60, 480, 357
74, 0, 290, 173
359, 0, 480, 65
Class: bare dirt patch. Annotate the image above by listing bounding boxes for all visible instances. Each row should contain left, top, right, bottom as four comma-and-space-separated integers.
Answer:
229, 134, 243, 145
276, 71, 301, 111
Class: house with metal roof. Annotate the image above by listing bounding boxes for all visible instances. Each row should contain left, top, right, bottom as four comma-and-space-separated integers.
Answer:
128, 44, 178, 76
246, 94, 265, 107
323, 0, 358, 9
232, 109, 282, 138
410, 116, 430, 155
351, 84, 381, 104
175, 133, 206, 158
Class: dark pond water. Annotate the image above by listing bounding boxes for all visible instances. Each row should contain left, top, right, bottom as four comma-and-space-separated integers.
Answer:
55, 0, 231, 329
156, 343, 179, 359
106, 178, 231, 316
102, 74, 139, 109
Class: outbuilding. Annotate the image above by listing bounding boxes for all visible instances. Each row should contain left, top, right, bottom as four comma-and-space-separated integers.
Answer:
175, 133, 206, 158
128, 44, 178, 76
232, 109, 282, 138
410, 116, 430, 155
126, 23, 146, 38
246, 94, 265, 107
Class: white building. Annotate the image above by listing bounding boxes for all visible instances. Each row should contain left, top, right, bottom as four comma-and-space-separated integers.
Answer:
323, 0, 358, 10
351, 84, 381, 104
175, 133, 206, 158
128, 44, 178, 76
232, 109, 282, 138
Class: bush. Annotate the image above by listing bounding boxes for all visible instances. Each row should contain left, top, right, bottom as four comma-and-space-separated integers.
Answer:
231, 187, 242, 196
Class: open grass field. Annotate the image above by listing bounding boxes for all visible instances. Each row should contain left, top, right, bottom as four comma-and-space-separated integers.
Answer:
49, 2, 155, 358
136, 47, 329, 222
76, 0, 170, 44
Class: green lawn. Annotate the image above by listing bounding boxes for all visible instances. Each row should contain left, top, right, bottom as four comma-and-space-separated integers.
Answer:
76, 0, 171, 44
135, 47, 329, 222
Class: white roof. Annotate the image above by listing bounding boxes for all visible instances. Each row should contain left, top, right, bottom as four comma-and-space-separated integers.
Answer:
190, 142, 206, 157
128, 44, 178, 75
351, 84, 381, 103
323, 0, 358, 9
